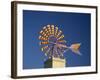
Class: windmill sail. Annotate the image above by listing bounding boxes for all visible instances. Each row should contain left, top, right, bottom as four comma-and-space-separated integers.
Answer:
39, 25, 81, 59
39, 25, 67, 58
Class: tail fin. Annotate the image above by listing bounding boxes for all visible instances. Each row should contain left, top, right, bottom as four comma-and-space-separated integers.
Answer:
69, 43, 81, 55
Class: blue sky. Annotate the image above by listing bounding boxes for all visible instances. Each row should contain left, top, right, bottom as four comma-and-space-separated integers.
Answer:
23, 10, 91, 69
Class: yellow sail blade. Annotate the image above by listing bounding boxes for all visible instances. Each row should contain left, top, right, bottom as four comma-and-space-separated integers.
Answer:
39, 36, 48, 40
56, 30, 62, 38
51, 25, 54, 35
40, 41, 49, 45
57, 35, 64, 40
41, 46, 48, 51
40, 30, 43, 34
47, 24, 52, 35
55, 27, 58, 36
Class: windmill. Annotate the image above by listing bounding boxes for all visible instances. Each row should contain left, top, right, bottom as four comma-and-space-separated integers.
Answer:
39, 25, 81, 60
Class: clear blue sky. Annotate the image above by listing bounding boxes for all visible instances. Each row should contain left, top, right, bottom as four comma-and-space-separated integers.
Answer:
23, 10, 91, 69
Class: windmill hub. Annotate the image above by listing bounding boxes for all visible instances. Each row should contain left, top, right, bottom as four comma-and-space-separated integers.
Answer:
49, 35, 57, 44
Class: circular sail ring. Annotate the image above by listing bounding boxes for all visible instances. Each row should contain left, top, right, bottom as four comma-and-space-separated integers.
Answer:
39, 25, 67, 59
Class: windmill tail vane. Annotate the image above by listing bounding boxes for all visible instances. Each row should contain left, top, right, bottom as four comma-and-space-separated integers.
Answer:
39, 25, 81, 59
68, 43, 81, 55
56, 43, 81, 55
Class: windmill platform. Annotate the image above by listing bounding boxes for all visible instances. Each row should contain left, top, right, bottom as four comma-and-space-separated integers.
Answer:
44, 57, 66, 68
